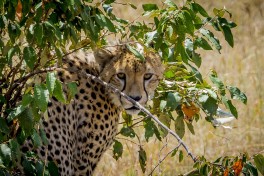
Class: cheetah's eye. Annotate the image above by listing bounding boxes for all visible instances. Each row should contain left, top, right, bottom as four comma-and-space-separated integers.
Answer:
144, 73, 153, 80
116, 73, 126, 79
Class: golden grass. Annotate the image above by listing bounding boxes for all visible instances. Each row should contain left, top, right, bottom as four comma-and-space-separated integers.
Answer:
95, 0, 264, 175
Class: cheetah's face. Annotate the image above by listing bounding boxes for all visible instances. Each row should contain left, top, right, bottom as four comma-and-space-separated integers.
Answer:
95, 45, 164, 115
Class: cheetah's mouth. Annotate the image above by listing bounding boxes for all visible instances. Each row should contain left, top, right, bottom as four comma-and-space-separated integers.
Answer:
125, 106, 140, 115
125, 106, 139, 111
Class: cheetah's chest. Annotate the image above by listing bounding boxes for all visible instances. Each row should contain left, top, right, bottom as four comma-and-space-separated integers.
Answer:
72, 78, 121, 173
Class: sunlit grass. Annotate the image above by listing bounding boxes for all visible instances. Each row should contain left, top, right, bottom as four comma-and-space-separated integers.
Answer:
95, 0, 264, 175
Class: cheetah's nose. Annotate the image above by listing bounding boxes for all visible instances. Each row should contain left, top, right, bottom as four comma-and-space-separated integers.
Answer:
129, 96, 142, 102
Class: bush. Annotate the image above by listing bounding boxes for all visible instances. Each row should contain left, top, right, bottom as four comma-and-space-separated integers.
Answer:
0, 0, 263, 175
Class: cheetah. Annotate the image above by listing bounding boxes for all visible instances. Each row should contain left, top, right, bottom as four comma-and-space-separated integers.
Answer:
21, 44, 164, 175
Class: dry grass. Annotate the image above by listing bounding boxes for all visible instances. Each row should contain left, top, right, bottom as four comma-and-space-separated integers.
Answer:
95, 0, 264, 175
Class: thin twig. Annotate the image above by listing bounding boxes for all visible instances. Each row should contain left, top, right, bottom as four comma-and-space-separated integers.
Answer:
158, 141, 168, 175
149, 143, 181, 176
115, 137, 139, 146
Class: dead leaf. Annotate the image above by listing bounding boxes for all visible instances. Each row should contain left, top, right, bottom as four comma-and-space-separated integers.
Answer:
232, 159, 243, 176
181, 102, 199, 122
223, 168, 229, 176
16, 0, 22, 21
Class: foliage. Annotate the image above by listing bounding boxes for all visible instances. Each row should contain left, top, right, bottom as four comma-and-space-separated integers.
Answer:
0, 0, 261, 175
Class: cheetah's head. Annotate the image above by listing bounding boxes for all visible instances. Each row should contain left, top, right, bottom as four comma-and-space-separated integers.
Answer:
94, 44, 164, 115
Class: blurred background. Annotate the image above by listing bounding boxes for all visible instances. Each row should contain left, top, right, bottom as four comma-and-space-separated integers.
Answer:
95, 0, 264, 175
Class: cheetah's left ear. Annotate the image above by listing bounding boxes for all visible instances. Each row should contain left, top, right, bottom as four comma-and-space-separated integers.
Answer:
93, 48, 116, 70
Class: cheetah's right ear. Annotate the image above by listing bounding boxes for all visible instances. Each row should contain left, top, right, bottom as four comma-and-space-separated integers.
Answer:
93, 48, 116, 70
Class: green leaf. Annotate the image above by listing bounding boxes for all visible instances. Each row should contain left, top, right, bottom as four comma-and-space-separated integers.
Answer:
186, 122, 195, 135
254, 154, 264, 175
129, 3, 137, 9
122, 112, 133, 126
7, 105, 26, 122
9, 139, 21, 162
192, 52, 202, 68
31, 129, 42, 148
227, 86, 247, 104
164, 70, 175, 79
21, 94, 34, 106
194, 37, 212, 50
138, 147, 147, 173
206, 89, 218, 100
200, 28, 221, 52
36, 161, 45, 176
209, 72, 225, 95
104, 0, 115, 4
48, 161, 59, 176
0, 118, 9, 134
22, 157, 35, 174
104, 16, 117, 32
126, 44, 145, 61
53, 80, 65, 103
171, 148, 178, 157
164, 0, 177, 7
34, 23, 43, 45
218, 17, 237, 28
179, 150, 183, 162
222, 25, 234, 47
158, 113, 171, 137
160, 100, 167, 111
17, 108, 34, 134
198, 94, 209, 103
142, 4, 158, 11
175, 116, 185, 139
202, 97, 218, 116
34, 84, 49, 112
40, 128, 49, 145
192, 3, 209, 17
244, 162, 258, 176
222, 96, 238, 118
7, 46, 19, 65
144, 119, 161, 142
179, 44, 189, 63
166, 92, 181, 110
44, 21, 55, 31
95, 14, 117, 33
23, 46, 37, 70
144, 119, 154, 142
0, 144, 11, 164
67, 82, 78, 101
182, 11, 194, 34
34, 2, 43, 22
120, 127, 136, 138
46, 72, 56, 95
189, 64, 203, 82
145, 31, 157, 44
8, 23, 21, 43
213, 8, 225, 17
113, 140, 123, 160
